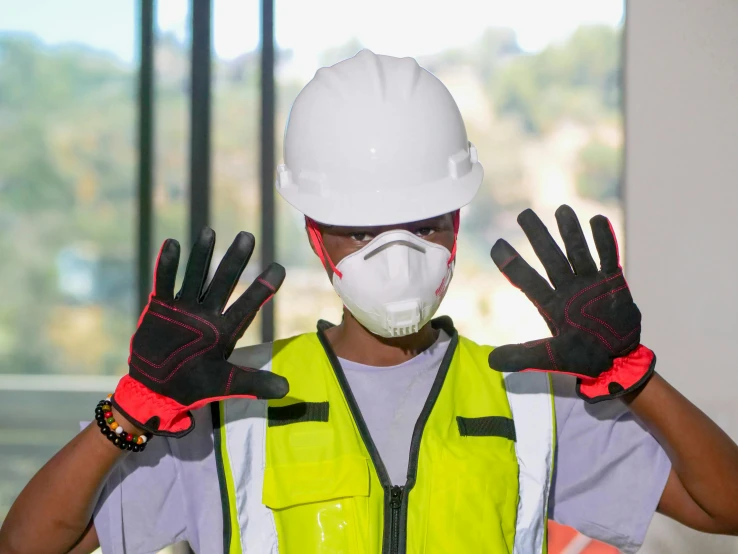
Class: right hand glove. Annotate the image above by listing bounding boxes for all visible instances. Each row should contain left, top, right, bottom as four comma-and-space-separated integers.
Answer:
112, 227, 289, 437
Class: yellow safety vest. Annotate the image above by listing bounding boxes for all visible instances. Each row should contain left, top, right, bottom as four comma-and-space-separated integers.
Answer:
214, 318, 556, 554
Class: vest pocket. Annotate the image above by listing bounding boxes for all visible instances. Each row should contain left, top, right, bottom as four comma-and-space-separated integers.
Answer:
263, 455, 370, 553
424, 444, 519, 554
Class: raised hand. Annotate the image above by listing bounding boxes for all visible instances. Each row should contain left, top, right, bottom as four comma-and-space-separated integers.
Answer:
112, 227, 289, 436
488, 205, 655, 403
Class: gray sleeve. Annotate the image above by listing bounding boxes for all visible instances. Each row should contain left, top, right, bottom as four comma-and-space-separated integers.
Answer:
548, 374, 671, 554
90, 344, 269, 553
91, 433, 189, 554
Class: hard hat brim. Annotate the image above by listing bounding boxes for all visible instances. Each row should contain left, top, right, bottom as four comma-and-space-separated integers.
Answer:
276, 163, 483, 227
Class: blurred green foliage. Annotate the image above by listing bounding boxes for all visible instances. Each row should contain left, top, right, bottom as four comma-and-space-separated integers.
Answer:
495, 25, 621, 134
576, 140, 621, 201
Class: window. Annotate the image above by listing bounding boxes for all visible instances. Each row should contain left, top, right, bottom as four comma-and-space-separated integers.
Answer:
0, 0, 136, 520
0, 2, 625, 552
211, 0, 263, 346
152, 0, 190, 270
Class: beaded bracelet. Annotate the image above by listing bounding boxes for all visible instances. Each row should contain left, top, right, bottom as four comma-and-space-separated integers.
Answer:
95, 395, 152, 452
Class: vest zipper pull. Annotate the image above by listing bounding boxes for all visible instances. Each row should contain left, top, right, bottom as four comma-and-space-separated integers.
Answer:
390, 485, 403, 507
389, 485, 404, 553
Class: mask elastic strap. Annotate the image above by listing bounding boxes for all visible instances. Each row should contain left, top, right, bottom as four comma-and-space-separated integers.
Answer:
448, 209, 460, 266
305, 217, 343, 279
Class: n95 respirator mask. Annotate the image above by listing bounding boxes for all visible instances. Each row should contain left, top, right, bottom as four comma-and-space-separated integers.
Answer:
330, 230, 454, 338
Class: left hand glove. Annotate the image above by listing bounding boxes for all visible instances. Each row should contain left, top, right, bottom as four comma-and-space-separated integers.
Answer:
488, 204, 656, 403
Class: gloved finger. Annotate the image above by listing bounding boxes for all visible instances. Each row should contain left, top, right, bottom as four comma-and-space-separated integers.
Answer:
590, 215, 621, 274
491, 239, 555, 306
178, 227, 216, 302
225, 365, 289, 399
555, 205, 598, 276
223, 262, 286, 334
488, 340, 559, 373
201, 231, 255, 314
517, 209, 575, 289
153, 239, 180, 301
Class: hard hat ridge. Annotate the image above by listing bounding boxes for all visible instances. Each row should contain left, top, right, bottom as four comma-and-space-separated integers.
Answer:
312, 50, 425, 104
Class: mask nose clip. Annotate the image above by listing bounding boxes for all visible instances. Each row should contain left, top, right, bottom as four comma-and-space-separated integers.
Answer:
363, 239, 426, 260
385, 299, 422, 336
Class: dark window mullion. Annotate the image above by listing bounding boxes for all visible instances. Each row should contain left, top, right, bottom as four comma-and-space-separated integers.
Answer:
189, 0, 213, 245
259, 0, 276, 343
136, 0, 155, 312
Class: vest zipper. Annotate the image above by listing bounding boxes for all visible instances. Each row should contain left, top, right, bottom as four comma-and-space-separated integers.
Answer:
317, 319, 459, 554
396, 325, 458, 551
389, 485, 404, 554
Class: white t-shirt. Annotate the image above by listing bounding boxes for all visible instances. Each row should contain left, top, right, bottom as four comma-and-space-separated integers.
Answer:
339, 330, 455, 485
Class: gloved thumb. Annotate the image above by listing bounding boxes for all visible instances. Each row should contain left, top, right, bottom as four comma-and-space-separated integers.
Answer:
224, 365, 289, 400
488, 341, 558, 373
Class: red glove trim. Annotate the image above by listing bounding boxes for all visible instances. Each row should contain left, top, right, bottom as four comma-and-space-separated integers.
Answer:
112, 375, 259, 438
576, 344, 656, 404
112, 375, 194, 437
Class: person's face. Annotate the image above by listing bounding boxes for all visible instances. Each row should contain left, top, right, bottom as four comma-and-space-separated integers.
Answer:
309, 213, 456, 279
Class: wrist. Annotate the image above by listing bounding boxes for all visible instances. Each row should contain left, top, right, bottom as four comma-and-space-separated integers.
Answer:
111, 406, 146, 436
576, 344, 657, 403
95, 397, 152, 452
88, 419, 130, 456
112, 375, 195, 437
622, 370, 660, 407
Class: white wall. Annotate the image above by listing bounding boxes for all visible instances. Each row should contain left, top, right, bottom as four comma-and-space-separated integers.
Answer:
625, 1, 738, 552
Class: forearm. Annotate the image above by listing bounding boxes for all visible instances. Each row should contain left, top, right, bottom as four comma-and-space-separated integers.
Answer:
624, 372, 738, 531
0, 407, 140, 554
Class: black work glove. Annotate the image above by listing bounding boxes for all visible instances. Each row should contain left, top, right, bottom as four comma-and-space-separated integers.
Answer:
112, 227, 289, 437
488, 205, 655, 403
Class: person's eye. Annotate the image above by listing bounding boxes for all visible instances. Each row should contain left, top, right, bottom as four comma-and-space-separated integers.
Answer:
415, 227, 436, 237
350, 232, 374, 242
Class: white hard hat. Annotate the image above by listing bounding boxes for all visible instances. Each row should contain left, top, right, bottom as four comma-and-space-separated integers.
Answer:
275, 49, 483, 226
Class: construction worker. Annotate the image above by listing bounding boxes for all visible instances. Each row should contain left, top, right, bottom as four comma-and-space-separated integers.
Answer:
2, 50, 738, 554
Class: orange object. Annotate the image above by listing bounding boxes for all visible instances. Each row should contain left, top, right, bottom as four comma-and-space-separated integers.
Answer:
548, 521, 621, 553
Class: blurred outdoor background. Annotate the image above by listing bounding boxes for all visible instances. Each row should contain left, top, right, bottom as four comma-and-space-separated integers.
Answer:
0, 0, 733, 553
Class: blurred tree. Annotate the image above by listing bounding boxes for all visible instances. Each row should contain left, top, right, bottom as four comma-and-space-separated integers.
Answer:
494, 25, 621, 134
0, 33, 135, 375
422, 28, 521, 85
575, 140, 621, 202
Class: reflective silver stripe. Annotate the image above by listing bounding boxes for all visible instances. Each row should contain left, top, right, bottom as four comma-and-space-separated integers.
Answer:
505, 371, 556, 554
223, 343, 279, 553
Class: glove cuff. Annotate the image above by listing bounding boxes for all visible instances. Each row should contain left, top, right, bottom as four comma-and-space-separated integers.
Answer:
112, 375, 195, 438
576, 344, 656, 404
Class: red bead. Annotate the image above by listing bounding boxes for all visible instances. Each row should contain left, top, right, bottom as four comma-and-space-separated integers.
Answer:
126, 434, 133, 442
103, 411, 113, 419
